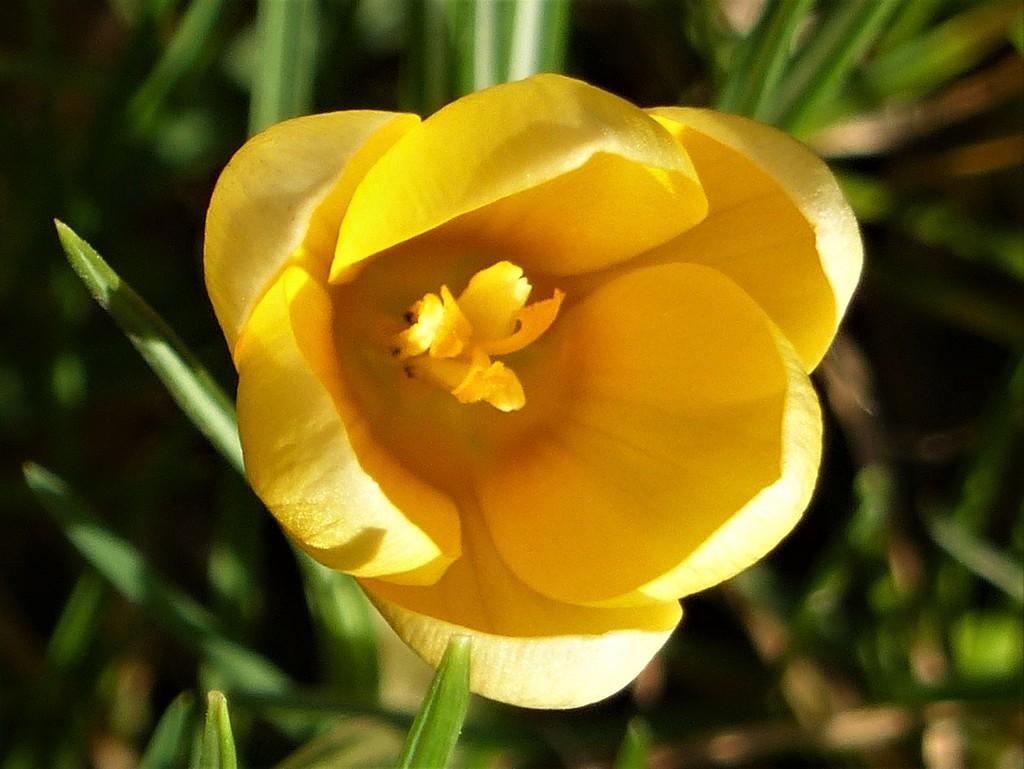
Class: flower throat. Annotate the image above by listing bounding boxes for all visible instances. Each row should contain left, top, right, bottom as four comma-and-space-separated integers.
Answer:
392, 261, 563, 412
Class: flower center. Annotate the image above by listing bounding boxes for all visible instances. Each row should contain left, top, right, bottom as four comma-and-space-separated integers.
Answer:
391, 261, 563, 412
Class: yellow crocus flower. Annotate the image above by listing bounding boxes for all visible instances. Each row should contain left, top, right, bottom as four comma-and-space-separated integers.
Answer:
204, 74, 862, 709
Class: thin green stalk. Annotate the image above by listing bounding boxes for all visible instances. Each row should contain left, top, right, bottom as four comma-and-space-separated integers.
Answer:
927, 516, 1024, 605
127, 0, 229, 137
472, 0, 497, 91
715, 0, 814, 118
24, 463, 292, 697
506, 0, 570, 81
770, 0, 902, 135
613, 718, 652, 769
140, 693, 197, 769
194, 692, 238, 769
249, 0, 321, 135
393, 636, 471, 769
420, 0, 452, 113
55, 221, 244, 475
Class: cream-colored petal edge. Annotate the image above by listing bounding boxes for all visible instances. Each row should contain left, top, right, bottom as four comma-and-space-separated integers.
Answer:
234, 265, 460, 581
638, 331, 822, 601
204, 110, 418, 353
365, 589, 680, 709
649, 107, 862, 370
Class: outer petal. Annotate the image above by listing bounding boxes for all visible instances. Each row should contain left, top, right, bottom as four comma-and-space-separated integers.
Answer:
646, 107, 862, 371
477, 263, 818, 606
332, 74, 707, 280
362, 507, 681, 709
235, 264, 460, 582
205, 110, 419, 353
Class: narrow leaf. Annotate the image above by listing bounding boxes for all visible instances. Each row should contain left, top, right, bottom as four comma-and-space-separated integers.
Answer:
23, 462, 291, 696
504, 0, 571, 82
128, 0, 229, 136
866, 0, 1024, 99
613, 718, 652, 769
770, 0, 902, 134
927, 515, 1024, 605
46, 571, 105, 672
54, 220, 383, 717
195, 691, 238, 769
394, 635, 472, 769
54, 220, 244, 475
296, 550, 380, 703
140, 693, 197, 769
249, 0, 321, 134
715, 0, 814, 118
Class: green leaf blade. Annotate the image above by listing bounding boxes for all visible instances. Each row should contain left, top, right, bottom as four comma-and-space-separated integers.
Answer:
23, 462, 292, 697
249, 0, 321, 135
195, 691, 238, 769
714, 0, 814, 118
140, 693, 197, 769
295, 549, 380, 703
613, 718, 652, 769
394, 635, 472, 769
770, 0, 902, 134
54, 220, 245, 476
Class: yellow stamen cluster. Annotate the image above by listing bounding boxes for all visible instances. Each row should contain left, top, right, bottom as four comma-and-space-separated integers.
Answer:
393, 262, 563, 412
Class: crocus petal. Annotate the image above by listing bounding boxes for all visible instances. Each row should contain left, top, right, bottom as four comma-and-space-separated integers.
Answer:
235, 264, 460, 582
205, 110, 419, 353
362, 507, 681, 709
331, 74, 707, 280
646, 107, 862, 371
637, 332, 821, 601
477, 263, 818, 606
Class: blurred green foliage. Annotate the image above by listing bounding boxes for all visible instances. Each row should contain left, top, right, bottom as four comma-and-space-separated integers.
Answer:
2, 1, 1022, 767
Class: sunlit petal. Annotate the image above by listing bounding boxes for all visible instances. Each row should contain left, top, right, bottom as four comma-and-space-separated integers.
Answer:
646, 108, 862, 370
363, 506, 680, 708
638, 332, 821, 601
478, 263, 815, 606
205, 110, 419, 353
235, 264, 460, 581
332, 74, 707, 280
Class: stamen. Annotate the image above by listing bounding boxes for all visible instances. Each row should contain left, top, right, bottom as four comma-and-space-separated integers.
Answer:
392, 262, 561, 411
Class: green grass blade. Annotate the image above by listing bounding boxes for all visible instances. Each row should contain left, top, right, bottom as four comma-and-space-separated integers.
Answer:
23, 462, 291, 696
927, 515, 1024, 605
770, 0, 902, 134
469, 0, 497, 92
249, 0, 321, 135
56, 208, 382, 717
45, 571, 105, 672
127, 0, 229, 136
393, 635, 471, 769
414, 0, 570, 111
613, 718, 652, 769
195, 691, 238, 769
865, 0, 1024, 99
714, 0, 814, 118
140, 692, 197, 769
414, 0, 454, 113
504, 0, 571, 81
875, 0, 944, 53
295, 550, 380, 703
54, 220, 244, 476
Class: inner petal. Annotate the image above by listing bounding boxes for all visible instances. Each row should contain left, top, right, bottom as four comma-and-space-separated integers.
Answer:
476, 262, 801, 605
